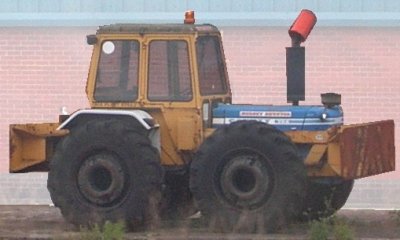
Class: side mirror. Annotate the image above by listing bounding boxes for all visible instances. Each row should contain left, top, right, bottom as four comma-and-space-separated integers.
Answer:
86, 35, 98, 45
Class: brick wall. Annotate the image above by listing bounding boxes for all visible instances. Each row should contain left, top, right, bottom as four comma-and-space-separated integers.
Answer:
0, 27, 93, 172
0, 26, 399, 206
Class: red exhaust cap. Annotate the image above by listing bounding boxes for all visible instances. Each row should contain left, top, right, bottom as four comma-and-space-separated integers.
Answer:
289, 9, 317, 43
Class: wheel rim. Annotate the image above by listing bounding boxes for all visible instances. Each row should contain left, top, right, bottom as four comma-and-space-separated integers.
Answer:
77, 152, 127, 207
218, 150, 275, 209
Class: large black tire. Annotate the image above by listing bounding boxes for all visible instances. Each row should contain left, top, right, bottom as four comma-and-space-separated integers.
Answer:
47, 119, 163, 229
301, 179, 354, 221
190, 121, 306, 233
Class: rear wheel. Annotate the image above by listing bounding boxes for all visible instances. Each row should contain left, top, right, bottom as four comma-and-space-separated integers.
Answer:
301, 180, 354, 221
190, 121, 306, 232
47, 119, 163, 229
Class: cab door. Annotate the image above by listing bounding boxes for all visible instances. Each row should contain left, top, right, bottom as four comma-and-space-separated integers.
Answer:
141, 35, 202, 166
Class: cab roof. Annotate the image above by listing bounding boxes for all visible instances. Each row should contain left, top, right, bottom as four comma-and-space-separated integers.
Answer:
97, 23, 220, 35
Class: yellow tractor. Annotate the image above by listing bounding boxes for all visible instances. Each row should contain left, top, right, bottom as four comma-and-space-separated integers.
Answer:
9, 10, 395, 232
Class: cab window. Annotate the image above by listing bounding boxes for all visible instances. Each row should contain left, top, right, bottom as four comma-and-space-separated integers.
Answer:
94, 40, 139, 102
148, 40, 192, 101
196, 36, 227, 95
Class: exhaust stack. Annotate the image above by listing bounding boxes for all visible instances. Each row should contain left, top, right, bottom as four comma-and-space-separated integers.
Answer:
286, 10, 317, 106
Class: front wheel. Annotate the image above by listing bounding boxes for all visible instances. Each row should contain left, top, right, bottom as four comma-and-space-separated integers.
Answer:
190, 121, 306, 232
301, 179, 354, 221
47, 119, 163, 229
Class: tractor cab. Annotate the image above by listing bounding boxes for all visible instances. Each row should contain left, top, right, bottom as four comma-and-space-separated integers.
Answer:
86, 23, 231, 109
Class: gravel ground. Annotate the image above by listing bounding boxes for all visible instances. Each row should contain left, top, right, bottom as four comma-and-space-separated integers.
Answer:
0, 205, 398, 239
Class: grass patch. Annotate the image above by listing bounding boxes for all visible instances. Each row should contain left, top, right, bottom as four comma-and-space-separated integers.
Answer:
79, 221, 125, 240
308, 216, 354, 240
332, 218, 354, 240
309, 219, 330, 240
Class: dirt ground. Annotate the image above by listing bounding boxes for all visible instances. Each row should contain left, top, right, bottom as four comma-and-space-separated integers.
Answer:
0, 205, 398, 239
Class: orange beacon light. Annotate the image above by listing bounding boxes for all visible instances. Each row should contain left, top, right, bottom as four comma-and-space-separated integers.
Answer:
184, 10, 195, 24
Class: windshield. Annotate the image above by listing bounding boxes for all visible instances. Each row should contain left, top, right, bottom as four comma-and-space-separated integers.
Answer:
196, 36, 227, 95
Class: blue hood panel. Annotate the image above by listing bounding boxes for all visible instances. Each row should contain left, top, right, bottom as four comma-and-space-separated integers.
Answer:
212, 103, 343, 131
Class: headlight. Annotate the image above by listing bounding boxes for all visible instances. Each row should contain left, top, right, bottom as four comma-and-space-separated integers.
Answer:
320, 112, 328, 121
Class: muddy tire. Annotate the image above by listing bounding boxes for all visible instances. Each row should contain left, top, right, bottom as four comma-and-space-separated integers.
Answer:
301, 180, 354, 221
47, 119, 163, 229
190, 121, 306, 233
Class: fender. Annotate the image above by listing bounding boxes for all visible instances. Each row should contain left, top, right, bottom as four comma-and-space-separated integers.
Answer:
57, 109, 160, 151
58, 109, 158, 130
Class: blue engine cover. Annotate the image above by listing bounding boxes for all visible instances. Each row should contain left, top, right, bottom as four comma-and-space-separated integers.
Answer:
212, 103, 343, 131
